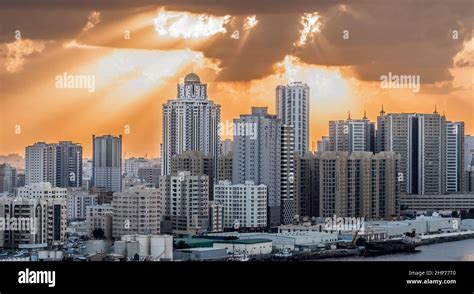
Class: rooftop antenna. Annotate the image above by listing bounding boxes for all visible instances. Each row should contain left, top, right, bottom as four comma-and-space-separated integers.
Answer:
363, 110, 367, 119
434, 104, 438, 114
347, 111, 351, 120
380, 104, 385, 115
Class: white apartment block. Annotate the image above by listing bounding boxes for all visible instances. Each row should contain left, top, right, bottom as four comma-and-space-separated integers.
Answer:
160, 171, 210, 236
17, 182, 67, 200
112, 185, 161, 238
214, 180, 267, 229
0, 196, 67, 248
67, 189, 98, 220
86, 204, 113, 240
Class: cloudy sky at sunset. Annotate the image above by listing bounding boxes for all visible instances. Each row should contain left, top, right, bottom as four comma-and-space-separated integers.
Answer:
0, 0, 472, 158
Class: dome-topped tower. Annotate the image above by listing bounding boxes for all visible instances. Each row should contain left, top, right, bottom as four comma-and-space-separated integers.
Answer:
184, 72, 200, 83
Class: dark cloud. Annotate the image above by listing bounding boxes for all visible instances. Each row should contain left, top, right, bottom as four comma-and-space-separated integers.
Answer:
0, 0, 472, 83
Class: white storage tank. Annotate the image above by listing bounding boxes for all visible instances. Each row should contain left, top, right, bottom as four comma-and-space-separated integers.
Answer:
136, 235, 151, 257
150, 235, 173, 261
126, 241, 140, 259
121, 235, 136, 242
114, 241, 126, 256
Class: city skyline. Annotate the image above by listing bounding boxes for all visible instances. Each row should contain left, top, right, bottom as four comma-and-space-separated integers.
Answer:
1, 1, 472, 158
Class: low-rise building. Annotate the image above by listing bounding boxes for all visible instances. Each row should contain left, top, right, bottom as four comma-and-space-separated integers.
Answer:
213, 239, 273, 255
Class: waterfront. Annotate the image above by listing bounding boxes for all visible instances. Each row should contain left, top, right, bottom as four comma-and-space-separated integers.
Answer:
324, 239, 474, 261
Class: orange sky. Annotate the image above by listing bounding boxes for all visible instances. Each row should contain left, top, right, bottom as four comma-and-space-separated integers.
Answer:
0, 4, 472, 158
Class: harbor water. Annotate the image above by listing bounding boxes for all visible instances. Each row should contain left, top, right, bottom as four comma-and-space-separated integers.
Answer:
323, 239, 474, 261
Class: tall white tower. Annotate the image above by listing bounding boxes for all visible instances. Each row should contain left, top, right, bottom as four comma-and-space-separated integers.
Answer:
161, 73, 221, 175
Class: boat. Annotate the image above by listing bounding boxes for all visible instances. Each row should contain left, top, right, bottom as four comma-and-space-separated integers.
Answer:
365, 236, 419, 256
274, 248, 293, 258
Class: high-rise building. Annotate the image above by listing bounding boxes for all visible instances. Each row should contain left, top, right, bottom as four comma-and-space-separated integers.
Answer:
317, 136, 330, 152
112, 185, 161, 238
329, 114, 375, 152
232, 107, 282, 228
55, 141, 82, 188
159, 171, 209, 236
0, 164, 17, 195
276, 82, 309, 155
161, 73, 221, 175
125, 157, 151, 177
318, 152, 400, 219
377, 109, 465, 194
25, 141, 82, 188
214, 180, 267, 229
295, 152, 320, 218
0, 196, 67, 248
280, 124, 296, 225
25, 142, 56, 186
445, 122, 465, 192
92, 135, 122, 192
216, 153, 232, 182
464, 135, 474, 170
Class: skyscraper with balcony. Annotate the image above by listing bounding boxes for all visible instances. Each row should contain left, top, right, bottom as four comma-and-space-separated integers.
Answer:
92, 135, 122, 192
161, 73, 221, 176
276, 82, 309, 155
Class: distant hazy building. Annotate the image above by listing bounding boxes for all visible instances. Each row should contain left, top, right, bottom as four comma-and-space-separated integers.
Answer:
317, 152, 399, 219
112, 185, 160, 238
86, 204, 113, 240
138, 166, 161, 188
0, 164, 17, 194
25, 141, 82, 188
216, 153, 233, 182
125, 157, 151, 177
92, 135, 122, 192
82, 159, 93, 189
317, 136, 330, 152
329, 114, 375, 152
214, 180, 267, 229
464, 135, 474, 170
160, 171, 209, 236
67, 189, 98, 220
220, 139, 233, 156
0, 196, 67, 248
161, 73, 220, 175
276, 82, 310, 155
